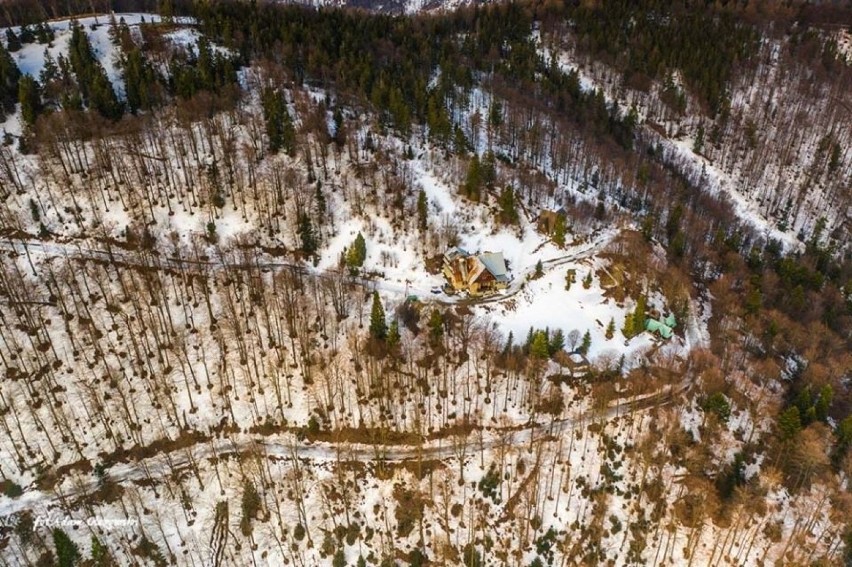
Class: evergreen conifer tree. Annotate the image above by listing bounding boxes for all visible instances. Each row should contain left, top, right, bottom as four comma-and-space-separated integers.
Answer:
552, 214, 567, 247
549, 329, 565, 356
778, 406, 801, 441
298, 213, 318, 258
5, 30, 21, 52
530, 330, 550, 359
428, 309, 444, 343
0, 41, 21, 115
499, 186, 518, 224
262, 86, 295, 155
53, 528, 80, 567
387, 320, 400, 349
579, 330, 592, 355
18, 75, 41, 125
417, 190, 428, 231
369, 292, 387, 340
462, 154, 482, 200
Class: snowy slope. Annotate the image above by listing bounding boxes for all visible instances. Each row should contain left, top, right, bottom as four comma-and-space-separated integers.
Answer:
3, 14, 165, 98
538, 31, 850, 252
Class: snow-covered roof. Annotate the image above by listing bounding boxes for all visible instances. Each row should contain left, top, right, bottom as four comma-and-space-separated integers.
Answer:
479, 252, 508, 282
444, 246, 468, 261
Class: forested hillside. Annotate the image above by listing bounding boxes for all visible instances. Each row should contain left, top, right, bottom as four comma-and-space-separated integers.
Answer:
0, 1, 849, 566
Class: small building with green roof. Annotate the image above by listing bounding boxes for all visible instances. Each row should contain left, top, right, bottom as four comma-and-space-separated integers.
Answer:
645, 313, 676, 339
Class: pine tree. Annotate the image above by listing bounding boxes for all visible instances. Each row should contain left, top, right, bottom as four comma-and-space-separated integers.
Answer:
18, 75, 41, 126
453, 125, 469, 154
582, 271, 593, 289
91, 536, 110, 566
488, 100, 502, 127
332, 107, 346, 147
352, 232, 366, 265
428, 309, 444, 343
702, 393, 732, 422
35, 22, 54, 44
57, 54, 83, 111
462, 154, 482, 200
298, 213, 318, 258
89, 70, 122, 119
39, 50, 60, 105
534, 260, 543, 278
5, 30, 21, 53
262, 86, 295, 155
828, 143, 841, 172
68, 22, 122, 119
481, 150, 496, 186
552, 214, 567, 247
778, 406, 801, 441
0, 41, 21, 115
40, 51, 59, 85
502, 331, 514, 357
498, 186, 518, 225
387, 320, 400, 349
693, 122, 704, 154
579, 330, 592, 355
18, 24, 34, 44
123, 47, 158, 113
622, 314, 634, 338
427, 96, 451, 147
745, 287, 762, 315
369, 292, 387, 340
605, 318, 615, 340
417, 189, 428, 231
315, 184, 326, 217
345, 232, 367, 271
624, 295, 647, 339
641, 214, 655, 241
53, 528, 80, 567
815, 385, 833, 423
548, 329, 565, 356
632, 295, 647, 334
530, 330, 550, 359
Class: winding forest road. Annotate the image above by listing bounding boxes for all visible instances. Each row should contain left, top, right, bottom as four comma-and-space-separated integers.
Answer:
0, 375, 688, 519
0, 227, 703, 519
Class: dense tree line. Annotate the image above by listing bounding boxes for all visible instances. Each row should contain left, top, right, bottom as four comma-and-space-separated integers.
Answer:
16, 17, 242, 128
189, 1, 639, 151
169, 36, 238, 101
0, 0, 161, 26
562, 0, 758, 116
0, 41, 21, 119
112, 17, 163, 113
68, 21, 123, 120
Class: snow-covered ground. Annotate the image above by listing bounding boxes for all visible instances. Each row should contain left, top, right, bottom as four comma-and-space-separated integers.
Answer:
837, 28, 852, 64
0, 12, 844, 567
474, 254, 657, 361
3, 14, 165, 98
537, 36, 811, 252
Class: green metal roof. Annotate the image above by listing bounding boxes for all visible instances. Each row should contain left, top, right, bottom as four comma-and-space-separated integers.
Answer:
645, 318, 673, 339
